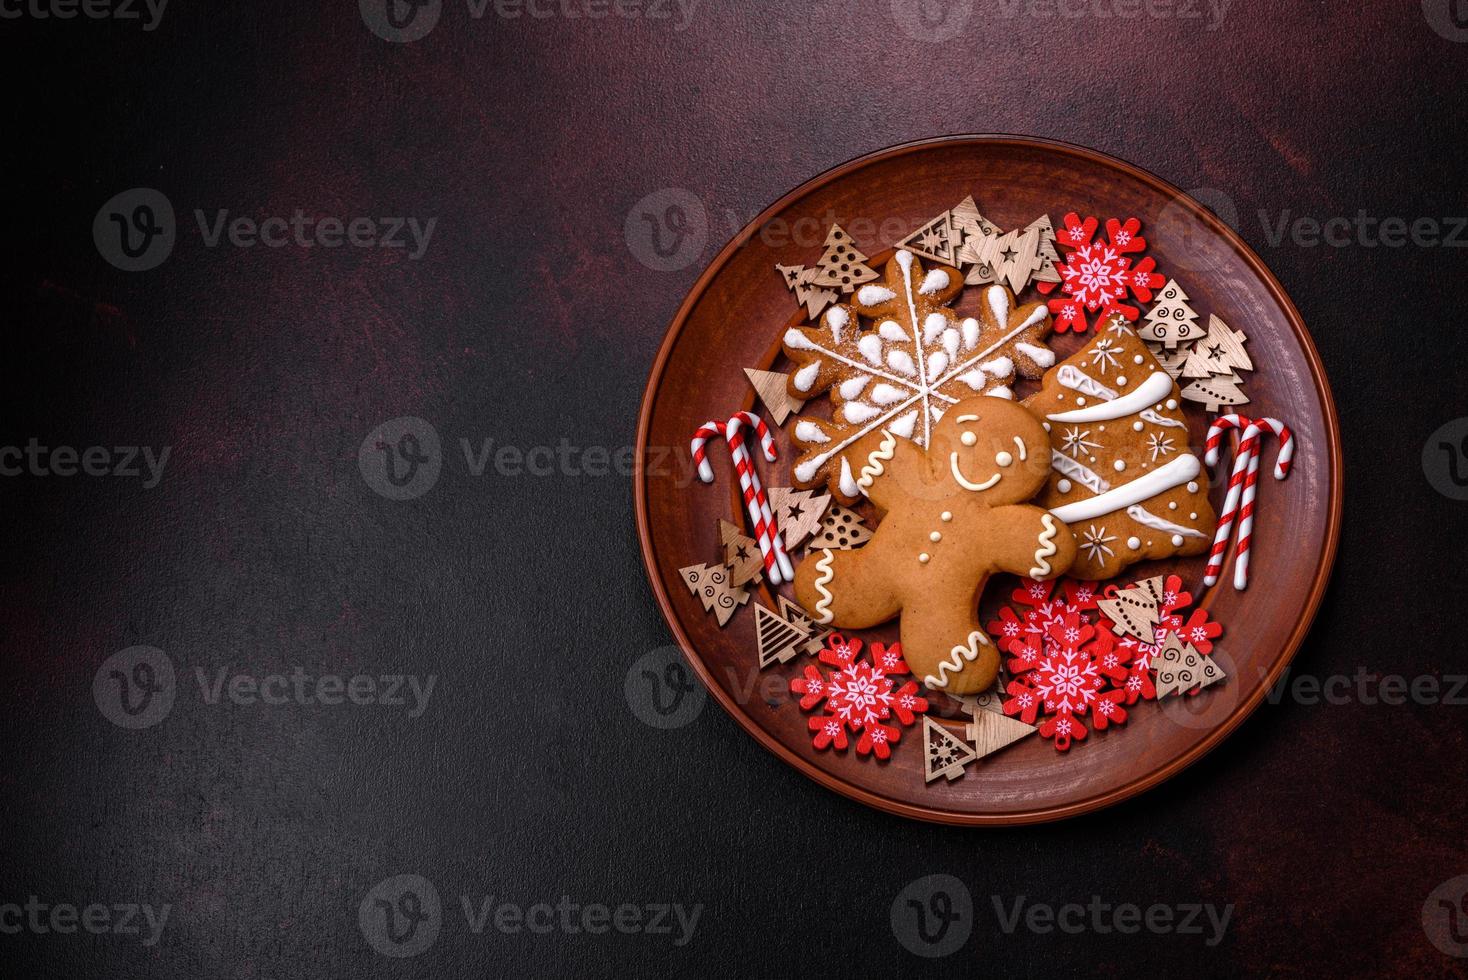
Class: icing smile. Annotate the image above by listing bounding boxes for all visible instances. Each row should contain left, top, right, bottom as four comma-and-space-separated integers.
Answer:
949, 453, 1002, 492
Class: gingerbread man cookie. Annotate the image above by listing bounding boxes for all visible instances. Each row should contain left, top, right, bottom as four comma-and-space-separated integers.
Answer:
792, 396, 1077, 695
782, 250, 1057, 503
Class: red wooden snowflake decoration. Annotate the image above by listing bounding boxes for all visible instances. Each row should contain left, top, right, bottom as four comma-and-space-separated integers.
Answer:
790, 634, 927, 759
987, 577, 1100, 671
1037, 214, 1164, 333
1001, 611, 1131, 751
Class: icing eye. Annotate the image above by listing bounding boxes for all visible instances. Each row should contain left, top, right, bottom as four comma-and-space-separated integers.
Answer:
995, 451, 1013, 467
960, 431, 977, 447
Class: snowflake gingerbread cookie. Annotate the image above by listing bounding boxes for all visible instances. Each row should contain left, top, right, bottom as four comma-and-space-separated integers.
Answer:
782, 249, 1058, 502
792, 397, 1078, 695
1023, 317, 1216, 580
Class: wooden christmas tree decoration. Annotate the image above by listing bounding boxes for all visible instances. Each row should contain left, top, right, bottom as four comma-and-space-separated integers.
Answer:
897, 208, 960, 265
1153, 633, 1227, 699
1178, 341, 1216, 380
768, 486, 831, 549
1148, 343, 1189, 380
776, 263, 807, 291
1097, 584, 1161, 643
1198, 314, 1253, 373
1026, 213, 1063, 285
794, 275, 838, 320
950, 196, 1003, 282
805, 504, 871, 551
777, 595, 830, 656
809, 224, 878, 291
776, 263, 838, 319
1181, 372, 1249, 412
719, 518, 764, 588
753, 603, 807, 668
679, 562, 748, 627
923, 716, 978, 782
988, 226, 1046, 295
743, 367, 805, 425
962, 695, 1036, 759
1138, 279, 1203, 349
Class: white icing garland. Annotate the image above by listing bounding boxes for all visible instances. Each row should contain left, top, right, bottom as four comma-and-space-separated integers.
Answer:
1126, 504, 1207, 538
1057, 365, 1117, 401
1047, 371, 1173, 424
1051, 450, 1110, 494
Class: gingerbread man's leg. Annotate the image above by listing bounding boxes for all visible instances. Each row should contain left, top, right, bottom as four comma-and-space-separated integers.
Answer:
899, 591, 1000, 696
793, 546, 899, 630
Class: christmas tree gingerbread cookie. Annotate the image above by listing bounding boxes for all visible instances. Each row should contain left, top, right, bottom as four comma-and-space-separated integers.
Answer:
792, 396, 1077, 695
1023, 316, 1216, 579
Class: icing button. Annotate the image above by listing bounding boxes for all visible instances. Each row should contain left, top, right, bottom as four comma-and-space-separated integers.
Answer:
918, 553, 930, 564
1113, 460, 1126, 472
940, 511, 952, 521
1171, 534, 1184, 547
1127, 536, 1141, 550
930, 531, 941, 542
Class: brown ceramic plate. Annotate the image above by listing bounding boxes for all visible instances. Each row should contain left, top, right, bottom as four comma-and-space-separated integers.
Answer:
634, 136, 1340, 825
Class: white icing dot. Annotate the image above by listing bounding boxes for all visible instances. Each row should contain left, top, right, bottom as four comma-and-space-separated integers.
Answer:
1186, 481, 1199, 493
1127, 537, 1141, 550
941, 511, 952, 521
919, 553, 930, 564
1171, 534, 1184, 547
1133, 354, 1144, 364
930, 531, 942, 542
1057, 479, 1073, 493
1168, 501, 1178, 510
1089, 457, 1097, 464
1166, 398, 1178, 410
961, 431, 977, 446
1113, 460, 1126, 472
1132, 421, 1144, 432
1189, 512, 1198, 520
996, 451, 1013, 466
1099, 425, 1106, 432
1116, 375, 1128, 386
1076, 396, 1087, 405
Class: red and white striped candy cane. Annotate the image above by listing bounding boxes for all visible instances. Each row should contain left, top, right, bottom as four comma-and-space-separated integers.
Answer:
1251, 416, 1295, 479
1232, 435, 1264, 589
725, 411, 794, 585
1204, 420, 1261, 587
1204, 413, 1252, 468
691, 420, 727, 483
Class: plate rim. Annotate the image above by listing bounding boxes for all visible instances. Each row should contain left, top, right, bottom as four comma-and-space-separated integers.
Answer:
633, 133, 1343, 826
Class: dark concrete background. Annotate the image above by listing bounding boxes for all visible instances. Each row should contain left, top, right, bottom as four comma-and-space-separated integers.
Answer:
3, 0, 1467, 975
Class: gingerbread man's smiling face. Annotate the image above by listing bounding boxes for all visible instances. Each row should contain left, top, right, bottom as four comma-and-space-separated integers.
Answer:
928, 397, 1052, 506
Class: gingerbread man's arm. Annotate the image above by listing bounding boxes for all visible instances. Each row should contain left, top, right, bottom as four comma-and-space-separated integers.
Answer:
988, 504, 1078, 581
848, 427, 924, 514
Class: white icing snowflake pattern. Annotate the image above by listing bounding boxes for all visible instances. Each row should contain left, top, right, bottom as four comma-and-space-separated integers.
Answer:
1105, 316, 1131, 336
1147, 432, 1176, 461
1090, 339, 1121, 373
1060, 426, 1101, 458
1080, 525, 1116, 564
